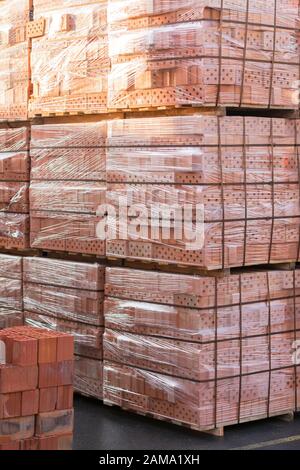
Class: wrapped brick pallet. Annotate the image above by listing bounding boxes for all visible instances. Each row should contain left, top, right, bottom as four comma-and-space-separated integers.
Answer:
104, 267, 300, 433
23, 257, 104, 400
0, 326, 74, 450
106, 115, 300, 270
108, 0, 300, 110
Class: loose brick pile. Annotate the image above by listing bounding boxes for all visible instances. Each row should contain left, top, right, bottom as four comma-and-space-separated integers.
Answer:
30, 123, 107, 256
103, 267, 300, 431
0, 326, 74, 450
23, 257, 104, 400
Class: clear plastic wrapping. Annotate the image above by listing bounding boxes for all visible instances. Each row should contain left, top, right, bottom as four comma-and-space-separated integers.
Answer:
74, 356, 103, 400
104, 264, 300, 430
108, 1, 300, 109
0, 253, 23, 328
104, 329, 296, 380
0, 127, 30, 249
23, 257, 104, 325
106, 116, 300, 269
108, 1, 300, 29
23, 257, 105, 290
31, 123, 106, 181
103, 362, 298, 431
25, 312, 104, 359
29, 0, 108, 116
104, 296, 300, 342
105, 267, 300, 307
30, 123, 107, 256
0, 0, 31, 121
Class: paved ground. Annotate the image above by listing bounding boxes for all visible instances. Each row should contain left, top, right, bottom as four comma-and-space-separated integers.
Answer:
74, 396, 300, 450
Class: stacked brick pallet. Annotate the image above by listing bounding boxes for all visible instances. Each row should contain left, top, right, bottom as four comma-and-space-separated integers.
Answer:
29, 0, 108, 116
107, 0, 300, 110
0, 0, 31, 121
106, 115, 300, 269
0, 255, 23, 330
0, 128, 30, 251
102, 0, 300, 436
23, 257, 104, 400
104, 267, 300, 432
0, 326, 74, 450
30, 123, 106, 256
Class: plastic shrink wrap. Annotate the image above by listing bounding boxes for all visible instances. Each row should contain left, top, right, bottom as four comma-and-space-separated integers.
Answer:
107, 0, 300, 109
0, 0, 31, 121
104, 266, 300, 430
30, 123, 107, 256
106, 116, 300, 269
0, 128, 30, 250
29, 0, 108, 116
74, 356, 103, 400
0, 254, 23, 329
23, 257, 105, 398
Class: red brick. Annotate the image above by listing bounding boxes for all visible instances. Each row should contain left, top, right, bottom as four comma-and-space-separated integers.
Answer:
21, 389, 39, 416
57, 334, 74, 362
57, 386, 73, 410
37, 433, 73, 450
57, 361, 74, 386
36, 409, 74, 437
0, 392, 21, 419
39, 387, 58, 413
38, 363, 58, 389
11, 336, 38, 366
0, 441, 20, 450
0, 416, 35, 443
0, 365, 38, 393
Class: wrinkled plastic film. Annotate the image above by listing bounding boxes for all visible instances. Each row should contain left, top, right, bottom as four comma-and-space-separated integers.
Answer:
23, 257, 105, 290
103, 362, 297, 430
0, 0, 31, 121
105, 268, 300, 308
104, 296, 300, 342
25, 312, 104, 358
108, 0, 299, 28
23, 257, 105, 325
30, 123, 107, 255
106, 116, 300, 270
29, 0, 108, 116
74, 356, 103, 400
107, 1, 300, 109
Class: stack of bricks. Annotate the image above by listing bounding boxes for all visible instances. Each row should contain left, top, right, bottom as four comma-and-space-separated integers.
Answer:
0, 326, 74, 450
29, 0, 108, 117
0, 0, 31, 121
23, 257, 104, 400
103, 267, 300, 432
106, 115, 300, 270
107, 0, 300, 109
30, 123, 106, 256
0, 127, 30, 251
0, 254, 23, 330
